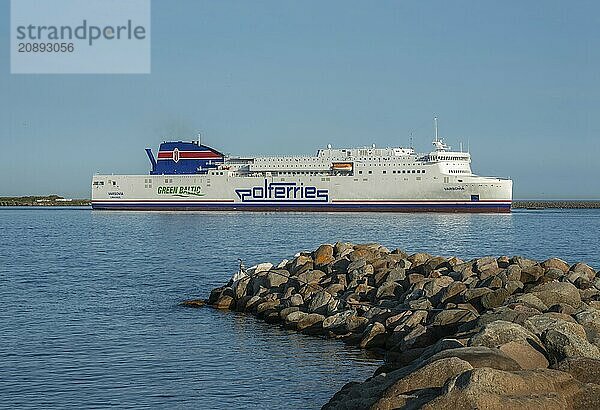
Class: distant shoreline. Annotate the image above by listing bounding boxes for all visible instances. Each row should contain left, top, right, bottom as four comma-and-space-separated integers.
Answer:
511, 200, 600, 209
0, 197, 599, 209
0, 195, 90, 207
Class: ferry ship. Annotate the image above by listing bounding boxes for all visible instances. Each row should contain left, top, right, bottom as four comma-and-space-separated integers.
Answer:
91, 120, 512, 212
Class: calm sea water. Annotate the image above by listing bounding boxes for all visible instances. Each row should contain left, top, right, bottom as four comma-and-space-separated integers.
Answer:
1, 208, 599, 409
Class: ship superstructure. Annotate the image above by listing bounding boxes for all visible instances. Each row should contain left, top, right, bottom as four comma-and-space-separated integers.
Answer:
92, 120, 512, 212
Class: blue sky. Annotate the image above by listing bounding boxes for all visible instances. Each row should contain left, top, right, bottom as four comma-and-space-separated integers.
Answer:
1, 0, 599, 199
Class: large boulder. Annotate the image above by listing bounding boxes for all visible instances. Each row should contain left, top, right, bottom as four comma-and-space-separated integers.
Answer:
530, 281, 582, 309
499, 341, 549, 369
468, 320, 544, 350
371, 357, 473, 410
423, 367, 596, 409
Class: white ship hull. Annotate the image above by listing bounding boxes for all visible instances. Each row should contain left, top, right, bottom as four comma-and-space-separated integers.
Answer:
92, 174, 512, 212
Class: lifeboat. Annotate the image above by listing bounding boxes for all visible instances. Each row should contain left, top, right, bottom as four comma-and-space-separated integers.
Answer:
331, 162, 353, 171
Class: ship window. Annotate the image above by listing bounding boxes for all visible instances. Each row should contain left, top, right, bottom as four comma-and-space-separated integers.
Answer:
412, 170, 415, 174
368, 170, 372, 174
358, 171, 362, 174
165, 178, 169, 183
382, 170, 386, 174
402, 170, 406, 174
422, 170, 425, 174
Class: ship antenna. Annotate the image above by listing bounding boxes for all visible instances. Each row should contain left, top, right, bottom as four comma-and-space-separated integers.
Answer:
409, 132, 413, 149
197, 132, 202, 146
434, 116, 439, 142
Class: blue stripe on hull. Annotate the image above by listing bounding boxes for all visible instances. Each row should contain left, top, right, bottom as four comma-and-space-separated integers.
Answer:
92, 202, 512, 213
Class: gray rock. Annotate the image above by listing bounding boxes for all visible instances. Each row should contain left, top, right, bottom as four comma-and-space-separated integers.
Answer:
266, 269, 290, 288
323, 310, 356, 334
296, 269, 326, 284
255, 300, 281, 315
385, 267, 406, 283
475, 256, 498, 273
508, 293, 548, 312
284, 310, 308, 329
505, 264, 522, 281
288, 293, 304, 307
307, 290, 335, 315
574, 308, 600, 347
520, 264, 545, 284
279, 306, 300, 320
372, 357, 473, 409
346, 315, 369, 333
376, 281, 403, 300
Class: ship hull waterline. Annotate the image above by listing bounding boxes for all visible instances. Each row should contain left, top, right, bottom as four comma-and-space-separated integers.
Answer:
91, 201, 512, 213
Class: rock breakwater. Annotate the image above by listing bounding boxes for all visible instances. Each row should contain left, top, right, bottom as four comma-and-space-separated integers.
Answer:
204, 243, 600, 409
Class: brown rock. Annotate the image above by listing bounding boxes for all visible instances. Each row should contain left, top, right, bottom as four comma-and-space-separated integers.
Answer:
480, 288, 510, 309
423, 367, 586, 409
570, 262, 596, 281
464, 287, 492, 302
542, 258, 570, 274
469, 320, 544, 350
214, 295, 235, 309
180, 299, 206, 308
552, 357, 600, 384
499, 340, 549, 369
530, 281, 582, 308
373, 357, 473, 410
426, 346, 522, 371
313, 244, 335, 266
297, 313, 325, 333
